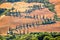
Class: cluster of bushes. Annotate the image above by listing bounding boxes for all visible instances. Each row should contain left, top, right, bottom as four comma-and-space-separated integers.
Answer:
0, 32, 60, 40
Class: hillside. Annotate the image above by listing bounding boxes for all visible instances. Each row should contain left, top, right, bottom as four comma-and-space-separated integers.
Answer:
0, 16, 60, 35
0, 8, 59, 35
0, 0, 60, 36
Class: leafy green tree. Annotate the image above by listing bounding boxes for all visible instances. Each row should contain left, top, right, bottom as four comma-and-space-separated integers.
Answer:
0, 35, 6, 40
56, 32, 60, 36
49, 38, 56, 40
29, 34, 38, 40
43, 36, 50, 40
50, 32, 58, 37
43, 32, 52, 37
55, 36, 60, 40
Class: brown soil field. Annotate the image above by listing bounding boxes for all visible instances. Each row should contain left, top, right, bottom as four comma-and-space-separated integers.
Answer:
55, 4, 60, 17
49, 0, 60, 18
0, 16, 60, 35
30, 8, 54, 19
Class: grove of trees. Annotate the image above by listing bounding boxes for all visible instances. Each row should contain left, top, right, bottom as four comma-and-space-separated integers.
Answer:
0, 32, 60, 40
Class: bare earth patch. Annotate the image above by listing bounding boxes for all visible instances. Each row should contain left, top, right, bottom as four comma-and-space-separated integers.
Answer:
0, 16, 60, 35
